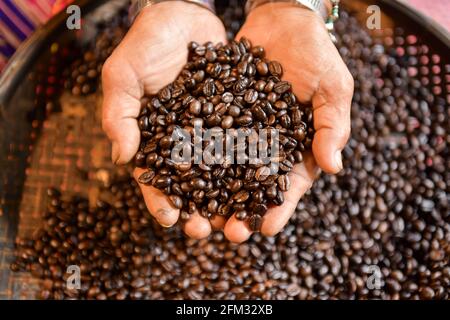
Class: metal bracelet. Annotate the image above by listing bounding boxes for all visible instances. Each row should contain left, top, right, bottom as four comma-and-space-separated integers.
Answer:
129, 0, 216, 23
245, 0, 340, 42
325, 0, 340, 43
245, 0, 328, 19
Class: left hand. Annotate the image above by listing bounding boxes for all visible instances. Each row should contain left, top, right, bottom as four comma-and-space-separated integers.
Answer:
224, 2, 354, 243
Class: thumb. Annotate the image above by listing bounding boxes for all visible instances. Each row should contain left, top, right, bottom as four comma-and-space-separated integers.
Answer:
102, 58, 142, 165
311, 67, 353, 174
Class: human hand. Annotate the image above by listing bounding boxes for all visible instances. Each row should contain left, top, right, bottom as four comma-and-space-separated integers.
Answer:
223, 2, 354, 243
102, 2, 227, 239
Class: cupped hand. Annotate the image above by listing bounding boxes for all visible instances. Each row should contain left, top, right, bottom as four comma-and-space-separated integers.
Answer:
223, 3, 354, 243
102, 2, 227, 239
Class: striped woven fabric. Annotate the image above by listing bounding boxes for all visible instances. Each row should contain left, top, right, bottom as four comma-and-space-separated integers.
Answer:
0, 0, 73, 71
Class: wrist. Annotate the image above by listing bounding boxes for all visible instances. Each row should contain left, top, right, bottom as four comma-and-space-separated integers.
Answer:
129, 0, 216, 23
247, 2, 324, 26
246, 0, 339, 42
246, 0, 329, 19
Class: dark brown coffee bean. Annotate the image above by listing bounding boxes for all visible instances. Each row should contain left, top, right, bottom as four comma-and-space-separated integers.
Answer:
248, 214, 263, 231
256, 61, 269, 75
218, 204, 231, 216
252, 105, 267, 122
253, 204, 268, 216
277, 175, 290, 192
205, 49, 217, 62
169, 195, 183, 209
207, 199, 219, 213
206, 189, 220, 199
138, 171, 155, 185
192, 178, 207, 190
229, 179, 243, 193
235, 210, 248, 220
244, 89, 258, 104
236, 115, 252, 126
234, 190, 249, 203
153, 176, 171, 188
265, 185, 277, 199
202, 102, 214, 115
268, 61, 283, 76
273, 81, 291, 94
222, 92, 234, 103
255, 166, 271, 181
203, 78, 216, 96
189, 99, 201, 115
221, 116, 234, 129
279, 160, 293, 172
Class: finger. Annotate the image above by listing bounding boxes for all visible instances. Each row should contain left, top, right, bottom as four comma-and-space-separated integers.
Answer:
133, 168, 179, 227
210, 215, 226, 230
102, 57, 142, 165
183, 211, 212, 240
224, 214, 253, 244
311, 65, 353, 174
261, 152, 319, 237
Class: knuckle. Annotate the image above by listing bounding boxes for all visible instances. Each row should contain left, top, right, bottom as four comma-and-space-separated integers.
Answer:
337, 124, 351, 143
343, 69, 355, 92
101, 56, 118, 82
102, 117, 115, 136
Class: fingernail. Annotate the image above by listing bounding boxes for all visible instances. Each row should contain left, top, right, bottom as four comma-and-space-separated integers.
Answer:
111, 142, 120, 164
334, 150, 343, 171
160, 223, 174, 228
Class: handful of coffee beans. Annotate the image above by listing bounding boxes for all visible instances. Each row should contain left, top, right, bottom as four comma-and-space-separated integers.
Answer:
135, 38, 314, 231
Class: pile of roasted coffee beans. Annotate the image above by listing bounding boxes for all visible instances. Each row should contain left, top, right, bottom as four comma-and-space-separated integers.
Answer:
135, 38, 314, 231
11, 170, 155, 300
11, 4, 449, 300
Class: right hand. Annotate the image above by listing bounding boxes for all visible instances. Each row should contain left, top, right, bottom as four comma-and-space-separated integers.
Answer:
102, 2, 227, 239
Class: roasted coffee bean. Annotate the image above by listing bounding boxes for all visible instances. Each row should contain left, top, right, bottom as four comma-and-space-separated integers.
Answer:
252, 203, 268, 216
279, 160, 293, 172
277, 175, 290, 192
265, 185, 277, 199
228, 179, 243, 193
154, 176, 171, 188
189, 99, 202, 115
244, 89, 258, 104
235, 115, 253, 126
233, 190, 250, 203
138, 171, 155, 185
205, 49, 217, 62
256, 61, 269, 75
192, 178, 207, 190
255, 166, 271, 181
169, 195, 183, 209
268, 61, 283, 77
135, 152, 146, 167
222, 92, 234, 103
202, 102, 214, 115
207, 199, 219, 214
206, 189, 220, 199
221, 116, 234, 129
248, 214, 263, 231
203, 78, 216, 96
235, 210, 248, 221
273, 81, 291, 94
